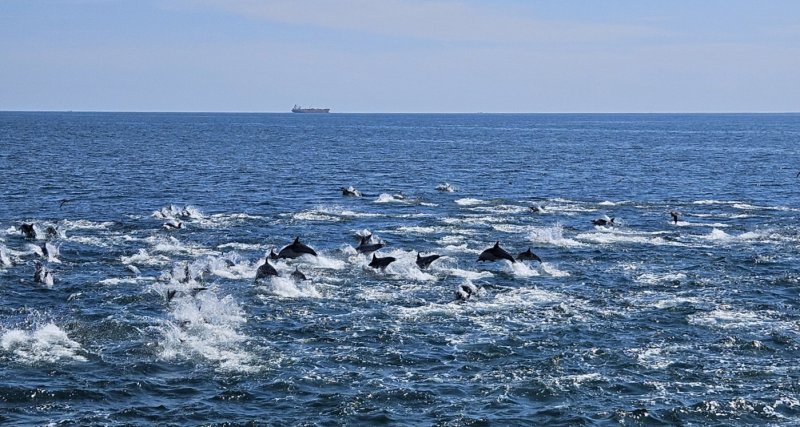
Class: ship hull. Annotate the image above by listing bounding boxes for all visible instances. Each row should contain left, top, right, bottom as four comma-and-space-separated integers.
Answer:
291, 107, 330, 113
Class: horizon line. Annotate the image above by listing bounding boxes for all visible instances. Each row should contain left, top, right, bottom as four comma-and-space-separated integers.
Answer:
2, 110, 799, 115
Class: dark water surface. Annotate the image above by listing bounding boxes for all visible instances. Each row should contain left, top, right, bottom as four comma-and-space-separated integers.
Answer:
1, 112, 800, 425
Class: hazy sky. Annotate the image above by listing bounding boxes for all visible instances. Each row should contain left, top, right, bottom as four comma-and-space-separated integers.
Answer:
2, 0, 799, 112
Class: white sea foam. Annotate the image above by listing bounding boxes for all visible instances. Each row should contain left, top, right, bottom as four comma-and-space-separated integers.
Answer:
446, 268, 493, 281
540, 262, 570, 277
0, 244, 11, 267
394, 226, 441, 234
471, 204, 529, 214
527, 224, 585, 248
576, 228, 672, 246
1, 323, 87, 363
292, 206, 383, 222
65, 235, 109, 247
99, 277, 145, 286
491, 224, 534, 234
257, 276, 322, 298
437, 235, 465, 245
688, 307, 773, 331
293, 210, 342, 222
440, 215, 507, 226
698, 228, 780, 243
646, 295, 703, 310
628, 344, 684, 370
487, 287, 568, 309
454, 198, 484, 206
158, 292, 259, 373
507, 261, 539, 277
146, 235, 218, 257
121, 248, 170, 266
705, 228, 733, 241
374, 193, 406, 203
442, 243, 481, 255
301, 253, 347, 270
693, 199, 740, 205
153, 204, 205, 220
635, 272, 687, 285
60, 219, 115, 230
216, 242, 265, 251
198, 213, 264, 228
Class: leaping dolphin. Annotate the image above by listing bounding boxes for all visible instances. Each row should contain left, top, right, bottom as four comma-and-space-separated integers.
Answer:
670, 211, 679, 224
341, 186, 362, 197
368, 253, 396, 270
455, 283, 477, 301
269, 248, 280, 260
416, 252, 441, 269
516, 248, 542, 262
254, 256, 279, 281
163, 219, 183, 230
34, 261, 53, 286
278, 237, 318, 259
356, 233, 385, 255
478, 241, 516, 263
592, 217, 615, 227
20, 223, 37, 239
290, 267, 308, 282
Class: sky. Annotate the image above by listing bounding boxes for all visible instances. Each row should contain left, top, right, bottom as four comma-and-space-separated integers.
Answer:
1, 0, 799, 113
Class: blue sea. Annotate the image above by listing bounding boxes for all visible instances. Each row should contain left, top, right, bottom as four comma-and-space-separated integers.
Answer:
1, 112, 800, 425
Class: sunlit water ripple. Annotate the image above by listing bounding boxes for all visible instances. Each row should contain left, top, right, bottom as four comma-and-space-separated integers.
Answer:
1, 112, 800, 425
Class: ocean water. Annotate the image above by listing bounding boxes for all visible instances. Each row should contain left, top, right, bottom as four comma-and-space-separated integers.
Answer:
1, 112, 800, 425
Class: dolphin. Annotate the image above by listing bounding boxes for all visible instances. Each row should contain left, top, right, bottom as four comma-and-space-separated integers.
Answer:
45, 225, 60, 239
20, 223, 37, 239
477, 241, 516, 263
368, 253, 396, 270
357, 234, 385, 255
416, 252, 441, 269
516, 248, 542, 262
455, 283, 477, 301
34, 261, 53, 285
290, 267, 308, 282
278, 237, 318, 259
163, 219, 183, 230
592, 217, 615, 227
166, 287, 207, 303
269, 248, 280, 260
254, 256, 279, 281
670, 211, 679, 224
436, 182, 455, 192
341, 186, 362, 197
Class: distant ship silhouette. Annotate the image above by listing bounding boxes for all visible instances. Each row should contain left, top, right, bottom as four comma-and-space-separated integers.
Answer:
291, 104, 330, 113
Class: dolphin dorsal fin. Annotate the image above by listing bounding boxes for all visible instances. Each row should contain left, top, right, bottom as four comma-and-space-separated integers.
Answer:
294, 237, 300, 244
494, 241, 500, 248
417, 252, 421, 259
372, 254, 377, 260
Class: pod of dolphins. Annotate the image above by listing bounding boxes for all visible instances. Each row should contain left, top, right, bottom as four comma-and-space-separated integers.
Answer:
5, 190, 682, 303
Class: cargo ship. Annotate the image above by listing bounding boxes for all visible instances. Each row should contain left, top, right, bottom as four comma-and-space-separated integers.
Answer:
291, 104, 330, 113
